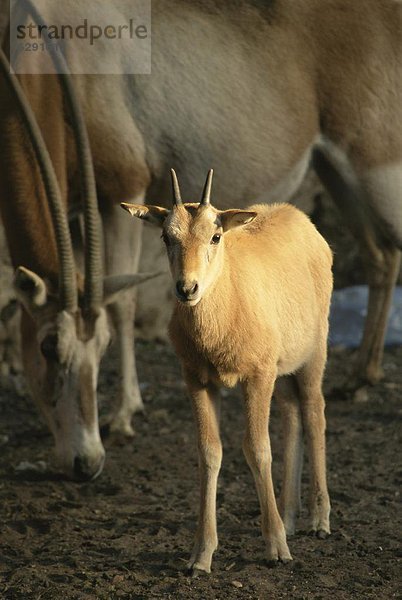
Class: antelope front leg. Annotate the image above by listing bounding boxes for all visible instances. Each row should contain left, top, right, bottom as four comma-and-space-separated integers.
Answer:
185, 374, 222, 575
242, 373, 292, 563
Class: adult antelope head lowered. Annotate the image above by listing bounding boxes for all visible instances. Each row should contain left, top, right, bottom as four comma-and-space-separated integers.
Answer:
0, 49, 157, 481
121, 169, 257, 307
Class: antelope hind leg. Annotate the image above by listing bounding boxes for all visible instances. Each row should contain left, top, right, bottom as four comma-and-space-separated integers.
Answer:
353, 162, 402, 384
242, 373, 292, 563
275, 376, 303, 536
297, 344, 330, 537
357, 242, 401, 385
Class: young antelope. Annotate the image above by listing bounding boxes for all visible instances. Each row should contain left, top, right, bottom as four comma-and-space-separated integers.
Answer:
121, 169, 333, 574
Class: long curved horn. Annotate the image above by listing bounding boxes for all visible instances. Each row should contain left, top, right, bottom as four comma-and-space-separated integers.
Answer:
58, 72, 103, 311
200, 169, 213, 206
0, 49, 78, 312
170, 168, 183, 206
22, 0, 103, 311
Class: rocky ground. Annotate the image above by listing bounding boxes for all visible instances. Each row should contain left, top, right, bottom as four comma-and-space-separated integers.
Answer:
0, 341, 400, 599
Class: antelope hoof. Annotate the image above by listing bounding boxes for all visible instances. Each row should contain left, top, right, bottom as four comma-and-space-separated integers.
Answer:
186, 559, 212, 576
101, 414, 135, 439
363, 364, 384, 386
109, 419, 135, 438
266, 538, 292, 564
267, 557, 292, 568
316, 529, 330, 540
354, 354, 384, 387
186, 545, 215, 576
309, 528, 330, 540
187, 566, 210, 578
131, 399, 145, 415
309, 503, 330, 538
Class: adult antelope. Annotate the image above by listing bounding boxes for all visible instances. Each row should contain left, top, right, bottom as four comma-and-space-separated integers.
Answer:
0, 42, 157, 480
14, 0, 399, 385
122, 169, 333, 573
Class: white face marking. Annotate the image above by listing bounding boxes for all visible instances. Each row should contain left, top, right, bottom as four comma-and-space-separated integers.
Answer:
29, 308, 110, 480
163, 206, 224, 305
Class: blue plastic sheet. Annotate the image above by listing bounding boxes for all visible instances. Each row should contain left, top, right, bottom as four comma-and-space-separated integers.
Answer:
329, 286, 402, 348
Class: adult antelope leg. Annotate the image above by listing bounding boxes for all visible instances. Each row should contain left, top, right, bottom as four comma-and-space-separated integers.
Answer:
185, 374, 222, 575
351, 162, 402, 384
357, 243, 401, 384
275, 375, 304, 536
296, 342, 330, 537
314, 145, 402, 385
242, 371, 292, 563
102, 200, 144, 436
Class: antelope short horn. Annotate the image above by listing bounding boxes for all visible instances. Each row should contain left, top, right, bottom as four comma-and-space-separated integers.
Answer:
171, 168, 183, 206
200, 169, 214, 206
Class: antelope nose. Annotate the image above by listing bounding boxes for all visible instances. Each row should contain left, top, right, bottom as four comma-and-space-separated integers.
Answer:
73, 454, 105, 482
176, 280, 199, 301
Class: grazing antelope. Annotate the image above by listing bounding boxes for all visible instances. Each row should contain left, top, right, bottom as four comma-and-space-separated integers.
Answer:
122, 169, 333, 573
0, 45, 158, 480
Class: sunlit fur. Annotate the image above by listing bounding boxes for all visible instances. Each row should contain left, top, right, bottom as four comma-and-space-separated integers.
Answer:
168, 203, 332, 380
125, 198, 333, 573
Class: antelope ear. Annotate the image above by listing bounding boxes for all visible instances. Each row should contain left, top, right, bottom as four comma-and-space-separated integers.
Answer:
120, 203, 170, 227
103, 271, 164, 305
14, 266, 48, 311
219, 209, 257, 232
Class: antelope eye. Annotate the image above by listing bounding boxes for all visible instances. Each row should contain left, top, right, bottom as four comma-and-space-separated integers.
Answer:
211, 233, 221, 245
40, 334, 59, 361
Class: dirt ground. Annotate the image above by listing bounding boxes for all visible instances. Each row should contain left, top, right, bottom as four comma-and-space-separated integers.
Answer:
0, 341, 401, 600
